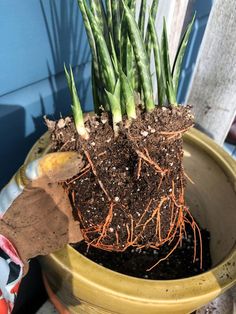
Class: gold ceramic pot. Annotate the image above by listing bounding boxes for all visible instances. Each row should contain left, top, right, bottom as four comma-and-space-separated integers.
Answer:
25, 128, 236, 314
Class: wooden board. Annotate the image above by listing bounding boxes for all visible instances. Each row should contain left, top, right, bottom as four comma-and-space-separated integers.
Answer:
187, 0, 236, 145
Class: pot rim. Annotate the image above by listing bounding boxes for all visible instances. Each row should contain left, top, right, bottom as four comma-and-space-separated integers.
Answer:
45, 243, 235, 303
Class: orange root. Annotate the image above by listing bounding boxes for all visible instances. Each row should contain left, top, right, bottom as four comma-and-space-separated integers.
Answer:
70, 146, 202, 271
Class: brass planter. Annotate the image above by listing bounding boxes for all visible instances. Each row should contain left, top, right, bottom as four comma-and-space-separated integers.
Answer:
26, 128, 236, 314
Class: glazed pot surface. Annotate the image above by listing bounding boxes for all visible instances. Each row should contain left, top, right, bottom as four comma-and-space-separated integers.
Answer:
26, 128, 236, 314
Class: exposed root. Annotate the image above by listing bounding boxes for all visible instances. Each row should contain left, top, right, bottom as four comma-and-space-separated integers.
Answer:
68, 143, 202, 271
135, 149, 168, 175
184, 171, 195, 185
156, 126, 192, 136
96, 203, 114, 244
66, 164, 91, 184
147, 226, 183, 272
136, 199, 153, 227
137, 158, 142, 179
84, 150, 111, 201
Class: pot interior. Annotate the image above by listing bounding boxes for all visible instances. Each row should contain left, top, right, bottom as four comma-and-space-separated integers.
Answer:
184, 140, 236, 266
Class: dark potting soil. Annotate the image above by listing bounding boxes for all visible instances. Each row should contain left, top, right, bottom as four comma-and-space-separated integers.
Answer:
47, 106, 212, 279
48, 106, 195, 251
74, 223, 211, 280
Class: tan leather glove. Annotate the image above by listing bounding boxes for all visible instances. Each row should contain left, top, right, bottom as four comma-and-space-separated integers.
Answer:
0, 152, 84, 273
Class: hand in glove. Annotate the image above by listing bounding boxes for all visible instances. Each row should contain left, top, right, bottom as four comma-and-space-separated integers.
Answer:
0, 151, 84, 265
0, 152, 84, 313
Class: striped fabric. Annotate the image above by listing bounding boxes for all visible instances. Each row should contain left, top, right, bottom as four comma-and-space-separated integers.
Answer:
0, 236, 23, 314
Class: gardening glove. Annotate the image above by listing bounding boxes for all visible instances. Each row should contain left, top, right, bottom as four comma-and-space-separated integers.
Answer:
0, 152, 84, 314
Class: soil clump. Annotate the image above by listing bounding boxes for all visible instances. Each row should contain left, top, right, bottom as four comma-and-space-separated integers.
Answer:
48, 106, 200, 266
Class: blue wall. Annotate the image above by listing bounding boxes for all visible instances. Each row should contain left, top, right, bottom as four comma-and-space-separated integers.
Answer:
0, 2, 94, 310
178, 0, 213, 103
0, 0, 214, 188
0, 0, 93, 188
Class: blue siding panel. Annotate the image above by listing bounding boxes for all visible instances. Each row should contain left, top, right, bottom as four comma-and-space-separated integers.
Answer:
0, 0, 90, 96
0, 0, 93, 188
0, 1, 90, 310
224, 143, 236, 155
178, 0, 214, 103
177, 65, 195, 104
192, 0, 213, 17
0, 62, 93, 188
183, 16, 209, 70
232, 148, 236, 159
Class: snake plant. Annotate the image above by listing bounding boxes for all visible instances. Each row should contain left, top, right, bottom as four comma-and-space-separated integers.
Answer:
65, 0, 195, 138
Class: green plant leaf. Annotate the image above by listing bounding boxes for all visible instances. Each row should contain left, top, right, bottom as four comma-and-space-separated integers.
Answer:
92, 63, 106, 114
90, 0, 109, 47
109, 34, 119, 75
83, 0, 117, 95
122, 0, 155, 112
105, 0, 113, 39
172, 13, 196, 95
77, 0, 97, 62
126, 0, 136, 13
112, 1, 121, 58
161, 17, 172, 85
167, 80, 177, 106
138, 0, 147, 39
149, 15, 165, 105
64, 65, 89, 139
106, 79, 122, 133
145, 0, 159, 60
119, 64, 136, 120
161, 17, 178, 105
77, 0, 104, 111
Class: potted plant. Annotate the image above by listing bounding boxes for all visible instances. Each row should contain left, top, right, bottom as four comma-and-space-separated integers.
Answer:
25, 1, 236, 313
